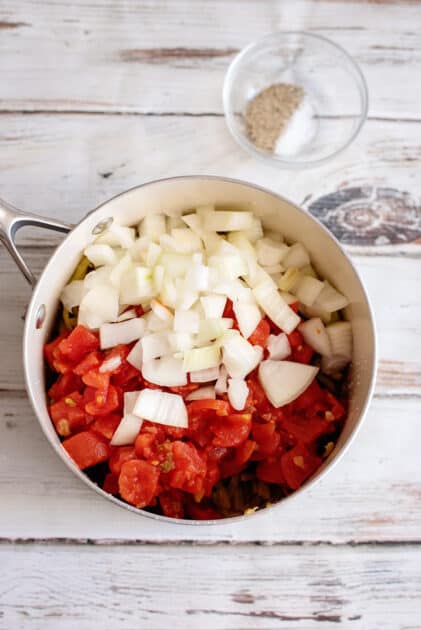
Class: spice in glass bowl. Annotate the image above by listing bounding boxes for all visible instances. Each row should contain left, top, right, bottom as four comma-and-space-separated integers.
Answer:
244, 83, 317, 157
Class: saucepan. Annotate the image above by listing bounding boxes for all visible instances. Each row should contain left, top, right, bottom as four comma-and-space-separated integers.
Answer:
0, 176, 376, 524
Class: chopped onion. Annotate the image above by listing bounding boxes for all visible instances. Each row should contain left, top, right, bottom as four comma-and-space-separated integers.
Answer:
111, 391, 143, 446
181, 213, 208, 238
256, 238, 288, 267
215, 365, 228, 394
150, 299, 173, 323
222, 332, 261, 379
160, 278, 178, 309
84, 244, 118, 267
299, 318, 331, 356
196, 318, 233, 345
190, 366, 220, 383
120, 267, 154, 304
186, 386, 216, 401
174, 309, 200, 334
243, 216, 264, 242
253, 280, 300, 334
168, 331, 195, 352
100, 317, 145, 349
185, 264, 209, 291
175, 279, 198, 311
171, 228, 202, 254
208, 254, 248, 281
183, 345, 220, 372
276, 268, 301, 292
141, 331, 171, 361
96, 224, 136, 249
263, 264, 284, 275
166, 215, 185, 230
99, 354, 122, 373
127, 339, 143, 370
282, 243, 310, 269
293, 275, 324, 307
267, 333, 291, 360
139, 214, 166, 242
116, 308, 137, 322
258, 360, 319, 407
159, 252, 191, 278
78, 285, 119, 329
233, 301, 262, 339
142, 357, 187, 387
227, 378, 249, 411
203, 210, 254, 232
61, 280, 85, 310
152, 265, 164, 292
299, 303, 331, 325
200, 295, 227, 319
314, 282, 349, 313
144, 310, 170, 332
134, 388, 188, 428
326, 321, 352, 361
129, 236, 151, 262
109, 253, 133, 288
146, 242, 162, 267
83, 266, 112, 290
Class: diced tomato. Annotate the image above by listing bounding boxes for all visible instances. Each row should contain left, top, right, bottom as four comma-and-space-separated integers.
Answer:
222, 298, 235, 319
248, 318, 270, 347
44, 332, 68, 369
186, 503, 222, 520
103, 472, 119, 495
49, 392, 86, 436
48, 372, 83, 401
283, 414, 329, 444
168, 441, 207, 495
82, 369, 110, 393
111, 362, 140, 388
119, 460, 160, 508
256, 454, 286, 485
109, 446, 137, 476
187, 399, 231, 417
290, 301, 299, 313
235, 439, 257, 466
91, 413, 122, 440
281, 444, 322, 490
325, 391, 346, 420
134, 305, 144, 318
292, 380, 324, 411
252, 421, 280, 457
247, 377, 270, 412
73, 352, 101, 376
159, 490, 185, 519
211, 413, 252, 448
291, 343, 313, 364
85, 384, 119, 416
63, 430, 110, 469
58, 325, 99, 363
135, 433, 158, 460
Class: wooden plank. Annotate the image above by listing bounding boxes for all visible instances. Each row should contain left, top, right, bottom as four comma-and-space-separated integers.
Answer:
1, 543, 421, 629
0, 114, 420, 250
0, 394, 420, 543
0, 247, 419, 396
0, 1, 420, 117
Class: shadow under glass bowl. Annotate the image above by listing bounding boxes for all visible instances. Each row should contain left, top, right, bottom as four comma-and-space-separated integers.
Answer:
223, 31, 369, 169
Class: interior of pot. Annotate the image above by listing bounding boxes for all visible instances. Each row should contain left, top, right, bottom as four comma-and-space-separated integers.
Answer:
23, 176, 376, 523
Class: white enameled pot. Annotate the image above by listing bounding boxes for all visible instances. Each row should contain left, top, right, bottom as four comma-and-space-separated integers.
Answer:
0, 176, 376, 524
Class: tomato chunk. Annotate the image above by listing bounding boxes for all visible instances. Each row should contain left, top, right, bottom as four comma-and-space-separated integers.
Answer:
168, 441, 207, 495
63, 430, 110, 469
48, 372, 83, 402
58, 325, 99, 363
211, 413, 252, 448
109, 446, 137, 476
248, 318, 270, 347
85, 384, 119, 416
119, 460, 160, 508
256, 454, 286, 485
281, 444, 322, 490
49, 392, 86, 436
91, 413, 122, 440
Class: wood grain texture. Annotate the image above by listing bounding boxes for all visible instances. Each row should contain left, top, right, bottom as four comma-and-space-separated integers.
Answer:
0, 394, 420, 543
1, 543, 421, 629
1, 247, 420, 396
0, 1, 420, 117
0, 114, 420, 250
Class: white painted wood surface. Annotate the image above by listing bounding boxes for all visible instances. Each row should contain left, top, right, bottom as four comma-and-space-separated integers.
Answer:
0, 1, 420, 628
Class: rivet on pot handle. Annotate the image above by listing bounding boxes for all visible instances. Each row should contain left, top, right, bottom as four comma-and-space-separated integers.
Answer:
0, 198, 72, 286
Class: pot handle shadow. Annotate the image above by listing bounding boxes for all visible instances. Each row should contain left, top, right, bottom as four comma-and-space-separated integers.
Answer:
0, 198, 72, 286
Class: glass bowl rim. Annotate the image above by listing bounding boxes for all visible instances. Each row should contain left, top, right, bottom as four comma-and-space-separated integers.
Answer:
222, 30, 369, 169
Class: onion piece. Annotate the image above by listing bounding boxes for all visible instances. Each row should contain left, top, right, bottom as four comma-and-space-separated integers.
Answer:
141, 332, 171, 362
159, 252, 192, 278
190, 366, 220, 383
111, 392, 143, 446
276, 268, 301, 292
138, 214, 166, 242
200, 295, 227, 319
282, 243, 310, 269
168, 331, 195, 352
196, 318, 233, 345
233, 301, 262, 339
61, 280, 85, 310
96, 224, 136, 249
78, 285, 119, 329
258, 360, 319, 407
186, 386, 216, 401
314, 281, 349, 313
181, 213, 208, 238
134, 389, 188, 428
142, 357, 187, 387
203, 210, 254, 232
228, 378, 249, 411
116, 308, 137, 322
120, 267, 154, 304
299, 318, 331, 356
183, 345, 220, 372
99, 354, 122, 373
267, 333, 291, 360
253, 281, 300, 334
109, 253, 133, 289
221, 332, 261, 379
293, 276, 324, 307
215, 365, 228, 394
99, 317, 145, 349
174, 309, 200, 334
127, 339, 143, 370
146, 242, 162, 267
150, 299, 173, 323
160, 278, 178, 309
326, 321, 352, 361
170, 228, 202, 254
84, 244, 118, 267
256, 238, 288, 267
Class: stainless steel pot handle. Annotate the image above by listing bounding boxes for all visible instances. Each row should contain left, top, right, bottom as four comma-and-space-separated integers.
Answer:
0, 198, 72, 286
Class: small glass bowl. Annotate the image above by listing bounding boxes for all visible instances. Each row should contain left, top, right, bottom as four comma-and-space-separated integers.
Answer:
223, 31, 368, 168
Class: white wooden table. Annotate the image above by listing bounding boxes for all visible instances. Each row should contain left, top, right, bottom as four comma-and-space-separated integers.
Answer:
1, 1, 420, 628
